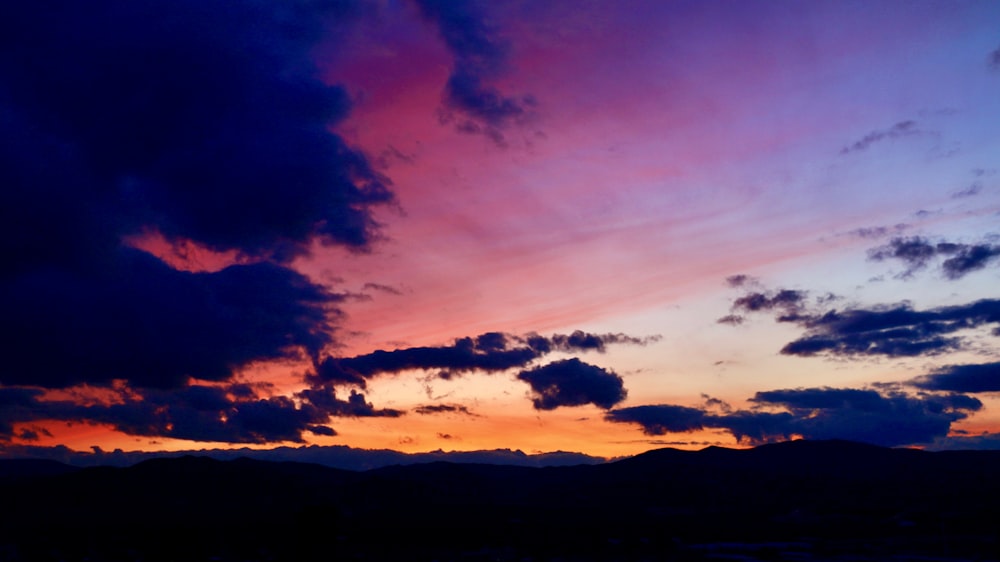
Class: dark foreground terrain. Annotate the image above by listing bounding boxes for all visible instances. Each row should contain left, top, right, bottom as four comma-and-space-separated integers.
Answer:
2, 440, 999, 561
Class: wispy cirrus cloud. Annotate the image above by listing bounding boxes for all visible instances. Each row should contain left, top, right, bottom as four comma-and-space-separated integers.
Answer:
839, 120, 923, 154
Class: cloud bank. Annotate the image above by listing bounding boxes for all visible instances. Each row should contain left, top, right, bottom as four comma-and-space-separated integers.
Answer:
607, 386, 981, 447
1, 1, 393, 398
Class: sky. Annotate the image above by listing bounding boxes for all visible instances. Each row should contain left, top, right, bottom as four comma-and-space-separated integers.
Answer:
2, 0, 1000, 462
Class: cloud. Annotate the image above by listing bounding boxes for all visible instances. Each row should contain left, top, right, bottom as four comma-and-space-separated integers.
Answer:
310, 330, 654, 385
910, 362, 1000, 393
719, 287, 807, 324
0, 387, 46, 438
867, 236, 952, 276
308, 425, 338, 437
941, 244, 1000, 279
846, 224, 909, 240
928, 432, 1000, 451
1, 1, 391, 264
517, 358, 627, 410
3, 250, 339, 389
0, 1, 393, 392
0, 381, 406, 444
724, 274, 758, 288
607, 387, 982, 447
412, 0, 534, 144
605, 404, 707, 434
413, 404, 475, 415
732, 289, 807, 314
748, 387, 981, 447
716, 314, 745, 326
296, 386, 403, 418
867, 236, 1000, 279
701, 394, 733, 414
779, 299, 1000, 358
951, 182, 982, 199
362, 282, 404, 296
546, 331, 657, 353
839, 120, 922, 154
0, 384, 333, 444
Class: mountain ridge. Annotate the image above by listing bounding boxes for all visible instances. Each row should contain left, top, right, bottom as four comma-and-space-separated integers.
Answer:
3, 440, 998, 560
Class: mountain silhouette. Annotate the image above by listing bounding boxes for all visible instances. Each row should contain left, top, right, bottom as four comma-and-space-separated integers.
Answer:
2, 440, 998, 560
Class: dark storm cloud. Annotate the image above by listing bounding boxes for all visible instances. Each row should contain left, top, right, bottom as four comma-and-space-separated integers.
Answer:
310, 331, 654, 385
0, 0, 391, 264
0, 1, 393, 392
780, 299, 1000, 358
867, 236, 1000, 279
910, 362, 1000, 393
3, 249, 339, 389
839, 120, 921, 154
517, 359, 627, 410
413, 0, 534, 144
607, 387, 981, 447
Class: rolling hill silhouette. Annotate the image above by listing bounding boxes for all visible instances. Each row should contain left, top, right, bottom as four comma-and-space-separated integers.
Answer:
2, 440, 998, 560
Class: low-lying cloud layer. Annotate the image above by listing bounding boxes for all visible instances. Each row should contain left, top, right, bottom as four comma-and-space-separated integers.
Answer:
607, 386, 982, 447
0, 328, 652, 443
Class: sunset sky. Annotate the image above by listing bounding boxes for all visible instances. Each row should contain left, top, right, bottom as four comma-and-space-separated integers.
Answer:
2, 0, 1000, 462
